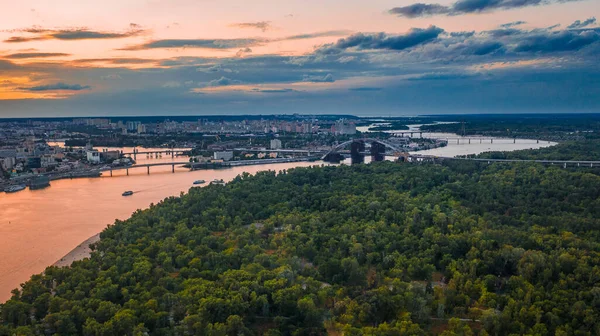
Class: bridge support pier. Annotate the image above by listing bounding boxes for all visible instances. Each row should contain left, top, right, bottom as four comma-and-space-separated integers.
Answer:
147, 166, 150, 175
480, 139, 482, 143
491, 139, 493, 144
126, 169, 129, 176
110, 169, 112, 177
514, 138, 516, 143
457, 139, 460, 144
172, 164, 175, 173
420, 132, 423, 138
469, 139, 471, 144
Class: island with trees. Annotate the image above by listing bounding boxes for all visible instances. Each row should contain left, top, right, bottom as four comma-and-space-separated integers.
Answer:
1, 158, 600, 335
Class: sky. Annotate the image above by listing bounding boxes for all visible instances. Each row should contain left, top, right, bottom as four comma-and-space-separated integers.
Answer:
0, 0, 598, 117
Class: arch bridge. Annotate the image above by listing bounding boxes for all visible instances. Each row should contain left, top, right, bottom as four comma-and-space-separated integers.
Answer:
322, 138, 408, 163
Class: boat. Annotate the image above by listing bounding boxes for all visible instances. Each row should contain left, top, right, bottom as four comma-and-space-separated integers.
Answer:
5, 185, 26, 193
122, 191, 134, 196
193, 180, 206, 185
210, 179, 225, 185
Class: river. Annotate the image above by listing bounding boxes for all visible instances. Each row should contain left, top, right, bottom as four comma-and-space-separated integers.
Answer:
358, 123, 557, 156
0, 133, 556, 302
0, 156, 325, 302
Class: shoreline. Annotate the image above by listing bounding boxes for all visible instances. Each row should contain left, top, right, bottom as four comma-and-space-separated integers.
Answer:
52, 233, 101, 268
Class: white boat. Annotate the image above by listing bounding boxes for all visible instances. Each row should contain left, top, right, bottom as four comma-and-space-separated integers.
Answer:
5, 185, 26, 193
193, 180, 206, 185
210, 179, 225, 185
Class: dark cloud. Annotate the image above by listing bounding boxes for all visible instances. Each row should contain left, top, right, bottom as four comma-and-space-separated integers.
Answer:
389, 0, 579, 18
120, 38, 266, 50
450, 31, 476, 38
514, 29, 600, 52
319, 26, 444, 53
4, 27, 146, 43
235, 48, 253, 57
349, 87, 383, 91
467, 41, 505, 55
283, 30, 351, 40
121, 31, 350, 51
230, 21, 272, 32
388, 3, 450, 18
3, 52, 71, 59
487, 28, 524, 37
568, 17, 597, 29
207, 76, 242, 86
72, 58, 157, 64
0, 60, 19, 70
407, 72, 481, 81
302, 73, 335, 83
251, 88, 295, 93
20, 82, 91, 91
500, 21, 527, 28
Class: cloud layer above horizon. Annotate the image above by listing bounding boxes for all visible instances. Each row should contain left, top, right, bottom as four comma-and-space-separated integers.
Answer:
0, 0, 598, 116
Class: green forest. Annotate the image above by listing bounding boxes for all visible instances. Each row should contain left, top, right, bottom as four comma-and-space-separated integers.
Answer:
2, 160, 600, 335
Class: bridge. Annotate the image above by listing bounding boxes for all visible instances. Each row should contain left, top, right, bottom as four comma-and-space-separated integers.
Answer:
233, 148, 314, 155
98, 162, 190, 176
121, 149, 189, 160
96, 156, 321, 176
407, 155, 600, 168
322, 138, 405, 163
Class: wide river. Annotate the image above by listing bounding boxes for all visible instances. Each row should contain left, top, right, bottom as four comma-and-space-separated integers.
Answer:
0, 133, 555, 302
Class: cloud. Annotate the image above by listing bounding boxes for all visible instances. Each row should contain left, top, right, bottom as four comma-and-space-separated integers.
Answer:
302, 73, 335, 82
3, 52, 71, 59
284, 30, 351, 40
121, 38, 265, 50
319, 26, 444, 53
121, 31, 350, 51
251, 88, 295, 93
207, 76, 242, 86
388, 4, 450, 18
500, 21, 527, 28
231, 21, 272, 32
235, 48, 253, 57
407, 72, 480, 81
20, 82, 91, 91
514, 29, 600, 52
568, 17, 597, 29
4, 26, 146, 43
101, 74, 122, 80
389, 0, 581, 18
349, 87, 383, 91
73, 58, 158, 65
197, 64, 235, 73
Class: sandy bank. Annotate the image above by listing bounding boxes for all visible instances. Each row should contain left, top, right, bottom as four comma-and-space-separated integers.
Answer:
53, 233, 101, 267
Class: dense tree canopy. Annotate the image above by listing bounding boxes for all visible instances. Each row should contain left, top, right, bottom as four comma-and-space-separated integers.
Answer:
2, 160, 600, 335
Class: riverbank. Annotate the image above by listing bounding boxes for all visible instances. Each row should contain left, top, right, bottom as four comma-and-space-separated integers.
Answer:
53, 233, 101, 267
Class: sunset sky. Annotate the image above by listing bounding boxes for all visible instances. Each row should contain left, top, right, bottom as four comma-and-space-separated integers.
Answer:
0, 0, 598, 117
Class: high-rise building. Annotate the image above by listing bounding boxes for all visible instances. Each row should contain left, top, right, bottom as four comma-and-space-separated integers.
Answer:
270, 139, 282, 150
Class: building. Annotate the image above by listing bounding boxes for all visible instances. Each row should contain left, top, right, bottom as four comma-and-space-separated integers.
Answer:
127, 121, 142, 132
270, 139, 282, 150
213, 151, 234, 161
86, 150, 101, 164
1, 157, 16, 170
100, 150, 120, 161
333, 119, 357, 135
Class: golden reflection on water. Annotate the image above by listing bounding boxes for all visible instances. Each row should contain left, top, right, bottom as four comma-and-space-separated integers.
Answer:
0, 157, 324, 302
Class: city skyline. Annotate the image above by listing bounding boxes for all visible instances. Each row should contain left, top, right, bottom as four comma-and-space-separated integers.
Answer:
0, 0, 599, 117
